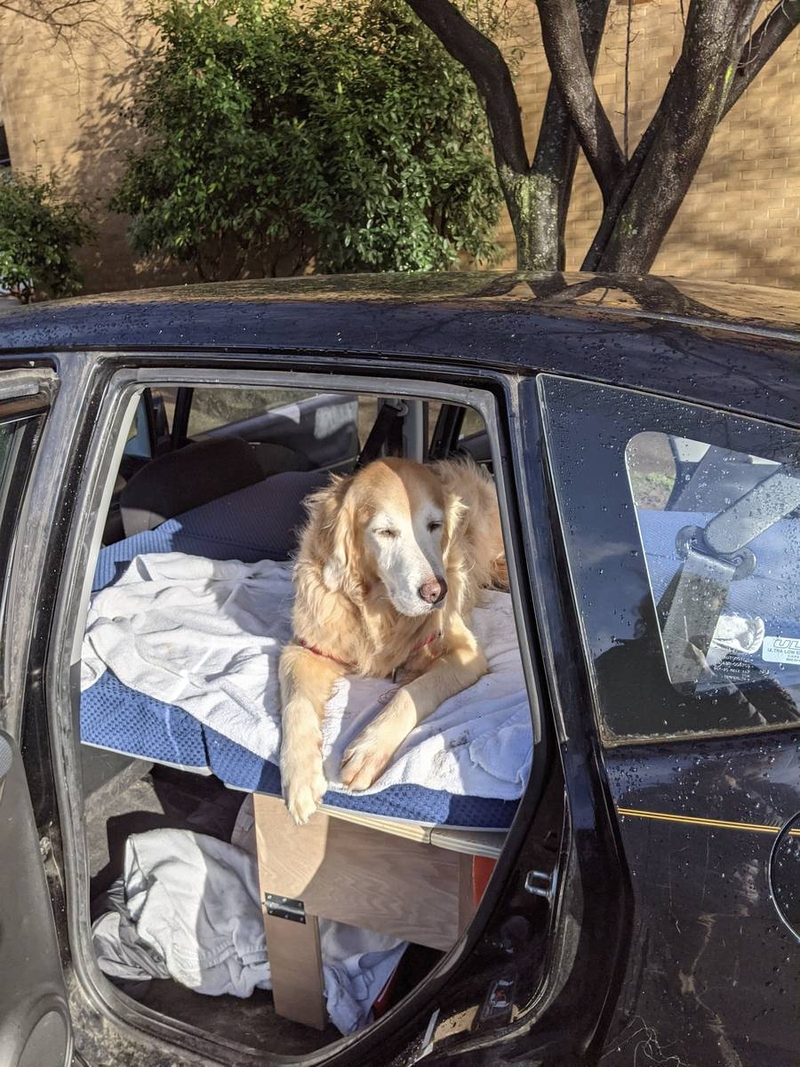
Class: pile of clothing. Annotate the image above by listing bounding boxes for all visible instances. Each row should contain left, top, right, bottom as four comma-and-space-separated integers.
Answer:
93, 802, 406, 1035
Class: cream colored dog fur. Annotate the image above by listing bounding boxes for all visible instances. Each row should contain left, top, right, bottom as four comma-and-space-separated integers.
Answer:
279, 457, 507, 824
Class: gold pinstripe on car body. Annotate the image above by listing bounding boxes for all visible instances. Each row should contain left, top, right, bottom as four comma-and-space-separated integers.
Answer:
617, 807, 800, 836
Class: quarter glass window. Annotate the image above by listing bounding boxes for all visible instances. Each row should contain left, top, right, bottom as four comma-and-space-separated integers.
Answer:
539, 374, 800, 743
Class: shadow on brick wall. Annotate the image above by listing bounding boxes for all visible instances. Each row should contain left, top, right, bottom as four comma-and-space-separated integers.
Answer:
64, 43, 199, 295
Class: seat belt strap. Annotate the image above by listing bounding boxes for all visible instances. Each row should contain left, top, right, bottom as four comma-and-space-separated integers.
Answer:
356, 400, 407, 468
702, 469, 800, 554
660, 549, 739, 685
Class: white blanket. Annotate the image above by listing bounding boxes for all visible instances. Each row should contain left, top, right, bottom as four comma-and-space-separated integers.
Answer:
81, 553, 532, 800
92, 826, 405, 1034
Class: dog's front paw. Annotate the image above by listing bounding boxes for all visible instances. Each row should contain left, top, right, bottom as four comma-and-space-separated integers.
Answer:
340, 729, 396, 792
282, 760, 327, 825
340, 691, 415, 792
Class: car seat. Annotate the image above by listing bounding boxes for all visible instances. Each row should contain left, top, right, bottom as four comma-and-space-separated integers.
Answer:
120, 436, 282, 537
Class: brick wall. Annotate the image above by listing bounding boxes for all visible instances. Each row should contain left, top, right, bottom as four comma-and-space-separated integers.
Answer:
497, 2, 800, 288
1, 1, 797, 293
0, 4, 192, 292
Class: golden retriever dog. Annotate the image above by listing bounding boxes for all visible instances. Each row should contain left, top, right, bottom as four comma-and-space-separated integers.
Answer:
278, 457, 508, 824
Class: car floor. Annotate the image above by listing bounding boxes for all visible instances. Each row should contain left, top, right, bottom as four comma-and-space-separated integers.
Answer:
84, 762, 341, 1055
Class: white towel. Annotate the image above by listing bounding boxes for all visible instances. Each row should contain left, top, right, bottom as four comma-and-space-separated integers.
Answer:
92, 827, 406, 1034
93, 830, 271, 998
81, 553, 532, 800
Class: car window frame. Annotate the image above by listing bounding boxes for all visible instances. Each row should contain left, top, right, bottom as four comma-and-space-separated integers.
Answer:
44, 356, 557, 1065
0, 376, 56, 739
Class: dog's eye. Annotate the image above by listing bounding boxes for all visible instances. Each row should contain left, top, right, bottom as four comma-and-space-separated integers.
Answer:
376, 528, 398, 539
428, 521, 443, 533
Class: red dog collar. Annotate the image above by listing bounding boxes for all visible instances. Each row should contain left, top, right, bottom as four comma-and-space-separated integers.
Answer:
296, 637, 353, 669
296, 630, 442, 673
411, 632, 440, 653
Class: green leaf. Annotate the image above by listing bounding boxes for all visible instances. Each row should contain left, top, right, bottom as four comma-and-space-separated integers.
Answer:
0, 170, 94, 301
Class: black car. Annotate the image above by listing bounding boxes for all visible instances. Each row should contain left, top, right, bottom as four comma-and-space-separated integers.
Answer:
0, 272, 797, 1067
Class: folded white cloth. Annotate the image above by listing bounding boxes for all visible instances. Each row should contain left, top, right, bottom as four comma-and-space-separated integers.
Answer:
92, 827, 405, 1034
81, 553, 532, 800
93, 830, 270, 998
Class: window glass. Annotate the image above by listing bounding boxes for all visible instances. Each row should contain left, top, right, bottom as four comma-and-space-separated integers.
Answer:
627, 432, 800, 700
460, 407, 485, 439
188, 387, 380, 450
0, 411, 47, 694
187, 387, 313, 438
123, 398, 150, 457
427, 403, 488, 456
123, 389, 174, 460
539, 374, 800, 743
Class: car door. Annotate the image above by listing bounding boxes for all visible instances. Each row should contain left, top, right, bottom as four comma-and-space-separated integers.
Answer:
534, 374, 800, 1066
0, 367, 73, 1067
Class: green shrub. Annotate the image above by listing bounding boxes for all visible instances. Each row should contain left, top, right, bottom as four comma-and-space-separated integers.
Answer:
112, 0, 502, 278
0, 171, 93, 303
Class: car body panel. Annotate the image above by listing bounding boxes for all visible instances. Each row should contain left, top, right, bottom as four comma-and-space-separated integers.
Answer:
0, 273, 799, 427
537, 371, 800, 1064
602, 736, 800, 1065
0, 370, 73, 1067
0, 731, 72, 1067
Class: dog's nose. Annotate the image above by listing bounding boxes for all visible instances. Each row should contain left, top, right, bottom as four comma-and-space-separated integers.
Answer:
418, 576, 447, 605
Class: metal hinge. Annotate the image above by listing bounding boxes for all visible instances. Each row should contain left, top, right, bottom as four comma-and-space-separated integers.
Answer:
264, 893, 306, 923
524, 869, 555, 903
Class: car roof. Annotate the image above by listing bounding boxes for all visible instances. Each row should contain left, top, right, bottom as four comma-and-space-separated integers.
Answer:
1, 272, 799, 425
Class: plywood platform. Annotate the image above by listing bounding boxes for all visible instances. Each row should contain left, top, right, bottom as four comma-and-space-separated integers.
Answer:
255, 793, 502, 1029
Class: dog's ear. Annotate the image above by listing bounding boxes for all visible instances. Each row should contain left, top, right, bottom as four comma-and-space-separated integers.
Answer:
308, 475, 358, 594
431, 459, 473, 545
442, 487, 467, 552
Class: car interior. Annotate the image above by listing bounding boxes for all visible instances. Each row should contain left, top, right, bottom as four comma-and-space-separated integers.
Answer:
75, 381, 555, 1058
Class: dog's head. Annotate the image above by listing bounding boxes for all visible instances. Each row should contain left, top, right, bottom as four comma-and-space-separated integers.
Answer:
308, 458, 464, 617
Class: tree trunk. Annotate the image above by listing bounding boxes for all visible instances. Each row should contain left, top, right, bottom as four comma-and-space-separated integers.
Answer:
517, 85, 577, 270
500, 168, 561, 271
506, 0, 609, 271
588, 0, 761, 273
407, 0, 798, 278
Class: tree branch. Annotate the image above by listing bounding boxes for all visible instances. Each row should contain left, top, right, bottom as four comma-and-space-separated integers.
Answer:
590, 0, 762, 272
0, 0, 133, 52
530, 0, 610, 268
724, 0, 800, 116
406, 0, 528, 175
536, 0, 625, 204
0, 0, 99, 25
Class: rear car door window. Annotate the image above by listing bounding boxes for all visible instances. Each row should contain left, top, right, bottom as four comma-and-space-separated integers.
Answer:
0, 380, 52, 701
186, 386, 314, 437
539, 374, 800, 743
628, 432, 800, 700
